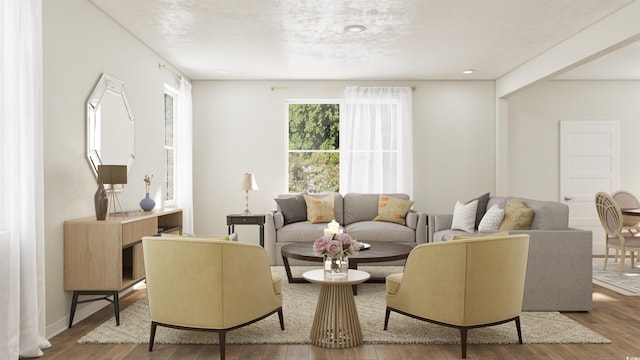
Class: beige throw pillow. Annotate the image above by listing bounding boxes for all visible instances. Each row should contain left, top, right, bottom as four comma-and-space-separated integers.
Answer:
373, 195, 414, 225
499, 198, 534, 230
304, 194, 335, 224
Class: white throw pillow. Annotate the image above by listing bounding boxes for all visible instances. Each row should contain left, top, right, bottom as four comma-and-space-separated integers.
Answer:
451, 200, 478, 233
478, 204, 505, 232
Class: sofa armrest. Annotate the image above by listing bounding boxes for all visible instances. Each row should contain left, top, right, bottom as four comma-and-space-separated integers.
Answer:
264, 212, 277, 265
415, 212, 428, 244
273, 211, 284, 230
427, 214, 453, 242
406, 211, 418, 229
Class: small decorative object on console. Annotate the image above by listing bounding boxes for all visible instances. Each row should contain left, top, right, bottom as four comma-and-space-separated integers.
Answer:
313, 232, 360, 278
140, 174, 155, 211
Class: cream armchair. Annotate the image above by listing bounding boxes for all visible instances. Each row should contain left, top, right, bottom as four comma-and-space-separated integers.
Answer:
384, 234, 530, 359
142, 235, 284, 360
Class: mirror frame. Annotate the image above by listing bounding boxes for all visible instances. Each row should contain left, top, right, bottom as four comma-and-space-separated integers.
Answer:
86, 73, 135, 179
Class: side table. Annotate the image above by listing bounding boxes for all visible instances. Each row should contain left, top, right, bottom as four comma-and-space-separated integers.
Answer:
302, 269, 370, 348
226, 214, 265, 247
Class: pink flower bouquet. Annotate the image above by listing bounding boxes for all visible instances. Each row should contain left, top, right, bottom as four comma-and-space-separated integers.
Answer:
313, 232, 360, 258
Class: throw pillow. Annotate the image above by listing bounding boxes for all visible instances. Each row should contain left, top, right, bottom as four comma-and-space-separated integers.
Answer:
478, 204, 505, 232
274, 195, 307, 225
466, 192, 490, 229
304, 194, 335, 224
451, 200, 478, 233
499, 198, 534, 230
373, 195, 415, 225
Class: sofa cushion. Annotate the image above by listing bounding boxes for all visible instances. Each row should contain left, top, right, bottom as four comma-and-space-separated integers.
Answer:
478, 204, 505, 232
277, 222, 327, 243
304, 194, 335, 223
343, 193, 410, 225
373, 195, 414, 225
499, 198, 534, 230
345, 221, 416, 243
275, 194, 307, 225
451, 200, 478, 232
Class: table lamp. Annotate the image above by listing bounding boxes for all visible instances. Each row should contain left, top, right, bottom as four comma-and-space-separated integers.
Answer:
98, 165, 127, 216
240, 172, 259, 216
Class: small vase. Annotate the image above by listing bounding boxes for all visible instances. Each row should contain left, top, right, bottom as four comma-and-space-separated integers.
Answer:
140, 192, 156, 211
324, 254, 348, 278
94, 177, 108, 221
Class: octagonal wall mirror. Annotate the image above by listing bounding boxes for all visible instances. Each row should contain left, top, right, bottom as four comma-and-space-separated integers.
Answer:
87, 73, 135, 181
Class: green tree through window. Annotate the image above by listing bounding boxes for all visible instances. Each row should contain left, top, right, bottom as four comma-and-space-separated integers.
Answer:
288, 103, 340, 193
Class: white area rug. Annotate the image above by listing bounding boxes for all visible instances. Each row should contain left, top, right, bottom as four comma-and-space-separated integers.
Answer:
592, 257, 640, 296
79, 266, 610, 345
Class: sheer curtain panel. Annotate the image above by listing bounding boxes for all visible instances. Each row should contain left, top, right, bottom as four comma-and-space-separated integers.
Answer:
0, 0, 51, 357
175, 78, 194, 234
341, 86, 414, 196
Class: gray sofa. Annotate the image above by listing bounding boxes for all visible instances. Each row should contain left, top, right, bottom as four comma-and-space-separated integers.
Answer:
428, 196, 593, 312
264, 193, 427, 266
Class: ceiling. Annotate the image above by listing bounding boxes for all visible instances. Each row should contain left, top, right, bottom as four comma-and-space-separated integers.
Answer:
90, 0, 638, 81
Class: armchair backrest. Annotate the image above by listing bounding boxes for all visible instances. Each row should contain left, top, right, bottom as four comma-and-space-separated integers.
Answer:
389, 234, 529, 326
142, 235, 282, 329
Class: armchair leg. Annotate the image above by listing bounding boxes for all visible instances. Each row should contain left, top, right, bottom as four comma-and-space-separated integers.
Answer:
460, 328, 468, 359
218, 330, 226, 360
383, 307, 391, 330
148, 321, 157, 351
515, 316, 523, 344
277, 308, 285, 330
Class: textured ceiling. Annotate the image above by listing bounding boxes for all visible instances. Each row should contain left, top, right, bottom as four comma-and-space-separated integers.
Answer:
90, 0, 637, 80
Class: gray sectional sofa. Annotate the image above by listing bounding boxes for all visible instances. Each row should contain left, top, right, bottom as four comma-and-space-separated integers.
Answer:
428, 196, 593, 311
264, 192, 427, 266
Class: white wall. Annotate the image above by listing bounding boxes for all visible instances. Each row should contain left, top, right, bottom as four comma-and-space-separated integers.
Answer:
43, 0, 182, 336
191, 80, 496, 239
507, 80, 640, 199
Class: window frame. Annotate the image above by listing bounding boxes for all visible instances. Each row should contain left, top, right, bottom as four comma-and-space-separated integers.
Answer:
286, 99, 343, 193
163, 84, 178, 207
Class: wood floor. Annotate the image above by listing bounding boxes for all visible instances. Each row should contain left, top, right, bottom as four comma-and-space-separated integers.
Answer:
43, 284, 640, 360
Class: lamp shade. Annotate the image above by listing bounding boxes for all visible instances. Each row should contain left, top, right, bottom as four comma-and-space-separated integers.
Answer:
98, 165, 127, 185
240, 173, 259, 191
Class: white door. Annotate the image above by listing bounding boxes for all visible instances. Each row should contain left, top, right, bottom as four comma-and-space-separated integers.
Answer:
560, 120, 619, 255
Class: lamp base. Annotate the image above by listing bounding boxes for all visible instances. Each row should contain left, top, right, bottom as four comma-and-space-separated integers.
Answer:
242, 209, 252, 216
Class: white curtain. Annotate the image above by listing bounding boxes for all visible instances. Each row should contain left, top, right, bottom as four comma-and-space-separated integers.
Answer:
0, 0, 51, 357
175, 78, 194, 234
341, 86, 414, 196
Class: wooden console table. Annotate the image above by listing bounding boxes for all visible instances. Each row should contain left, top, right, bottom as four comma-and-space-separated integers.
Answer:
64, 208, 183, 328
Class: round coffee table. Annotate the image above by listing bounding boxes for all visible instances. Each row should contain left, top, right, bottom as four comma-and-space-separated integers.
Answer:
281, 241, 412, 291
303, 269, 370, 348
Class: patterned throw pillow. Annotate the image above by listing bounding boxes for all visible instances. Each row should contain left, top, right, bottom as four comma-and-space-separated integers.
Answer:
451, 200, 478, 232
303, 194, 335, 224
499, 198, 534, 230
373, 195, 415, 225
478, 204, 505, 231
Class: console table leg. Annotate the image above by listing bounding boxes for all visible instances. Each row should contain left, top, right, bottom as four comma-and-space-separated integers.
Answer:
68, 291, 79, 328
112, 291, 120, 326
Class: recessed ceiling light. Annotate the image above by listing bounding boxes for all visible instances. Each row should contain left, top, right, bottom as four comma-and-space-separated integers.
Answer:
344, 25, 366, 33
462, 69, 476, 75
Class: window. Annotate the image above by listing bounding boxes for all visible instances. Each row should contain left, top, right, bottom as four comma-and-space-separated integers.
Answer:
164, 85, 178, 205
287, 101, 340, 193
